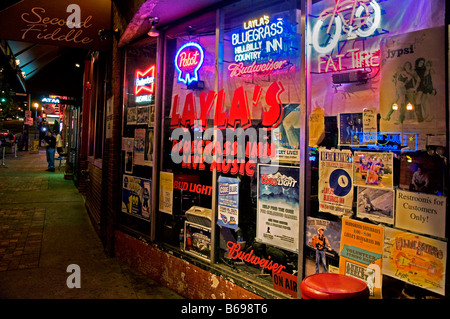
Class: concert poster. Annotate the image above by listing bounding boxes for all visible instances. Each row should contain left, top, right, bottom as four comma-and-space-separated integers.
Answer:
383, 227, 446, 296
339, 218, 384, 298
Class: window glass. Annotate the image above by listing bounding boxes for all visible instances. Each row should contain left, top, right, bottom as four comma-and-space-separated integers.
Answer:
306, 0, 447, 299
120, 42, 157, 235
216, 0, 301, 290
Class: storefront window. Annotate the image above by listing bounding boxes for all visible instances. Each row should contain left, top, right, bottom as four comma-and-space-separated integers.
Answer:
156, 0, 447, 299
158, 0, 302, 295
120, 42, 157, 235
306, 0, 447, 299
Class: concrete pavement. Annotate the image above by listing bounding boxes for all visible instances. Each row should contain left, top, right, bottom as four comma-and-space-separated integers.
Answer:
0, 148, 183, 299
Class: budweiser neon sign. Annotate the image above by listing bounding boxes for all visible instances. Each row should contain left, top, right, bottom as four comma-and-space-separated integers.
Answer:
174, 42, 204, 85
135, 65, 155, 95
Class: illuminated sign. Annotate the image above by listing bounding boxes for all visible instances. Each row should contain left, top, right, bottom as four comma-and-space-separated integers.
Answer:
229, 14, 290, 76
135, 65, 155, 95
135, 94, 153, 104
175, 42, 204, 85
351, 132, 417, 151
42, 97, 60, 104
317, 48, 380, 73
311, 0, 382, 54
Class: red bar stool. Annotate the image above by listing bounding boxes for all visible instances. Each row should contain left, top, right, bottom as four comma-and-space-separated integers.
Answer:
300, 273, 370, 299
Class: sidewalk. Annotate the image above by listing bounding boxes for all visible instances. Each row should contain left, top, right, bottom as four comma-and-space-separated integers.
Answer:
0, 149, 183, 299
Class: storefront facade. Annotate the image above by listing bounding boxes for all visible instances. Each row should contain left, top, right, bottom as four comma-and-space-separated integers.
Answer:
83, 0, 449, 299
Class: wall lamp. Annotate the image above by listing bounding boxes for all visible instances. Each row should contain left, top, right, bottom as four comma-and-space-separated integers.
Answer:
98, 28, 120, 41
148, 17, 160, 37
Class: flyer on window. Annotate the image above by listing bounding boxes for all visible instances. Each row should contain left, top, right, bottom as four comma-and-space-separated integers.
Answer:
356, 186, 394, 225
218, 176, 239, 230
383, 227, 446, 296
122, 174, 151, 221
159, 171, 173, 215
395, 190, 446, 239
339, 218, 384, 298
133, 128, 146, 166
353, 151, 393, 189
318, 148, 354, 216
257, 164, 299, 253
272, 103, 300, 163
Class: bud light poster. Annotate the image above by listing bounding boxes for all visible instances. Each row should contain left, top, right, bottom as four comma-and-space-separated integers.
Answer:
218, 176, 239, 230
318, 148, 354, 216
122, 174, 151, 221
257, 164, 299, 252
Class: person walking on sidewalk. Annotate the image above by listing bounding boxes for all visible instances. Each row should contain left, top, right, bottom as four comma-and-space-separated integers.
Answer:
43, 130, 56, 172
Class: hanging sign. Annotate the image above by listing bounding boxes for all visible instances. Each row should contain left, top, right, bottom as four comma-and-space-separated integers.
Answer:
174, 42, 204, 85
0, 0, 111, 50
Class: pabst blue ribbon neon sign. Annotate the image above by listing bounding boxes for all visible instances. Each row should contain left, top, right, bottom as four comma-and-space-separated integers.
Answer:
135, 65, 155, 95
174, 42, 204, 85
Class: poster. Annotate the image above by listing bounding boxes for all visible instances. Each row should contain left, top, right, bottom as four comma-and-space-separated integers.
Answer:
122, 174, 151, 221
398, 152, 444, 195
127, 107, 137, 125
338, 113, 362, 146
318, 148, 354, 216
133, 128, 145, 166
218, 176, 239, 230
363, 107, 377, 135
273, 103, 300, 163
305, 217, 342, 276
308, 107, 325, 147
159, 172, 173, 214
257, 164, 299, 252
144, 128, 154, 166
339, 218, 384, 298
353, 151, 393, 189
380, 27, 446, 150
184, 221, 211, 261
137, 106, 149, 125
356, 186, 394, 225
395, 190, 446, 239
383, 227, 446, 296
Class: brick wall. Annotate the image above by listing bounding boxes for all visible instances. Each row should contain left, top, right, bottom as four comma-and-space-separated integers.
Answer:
115, 231, 264, 299
85, 162, 102, 233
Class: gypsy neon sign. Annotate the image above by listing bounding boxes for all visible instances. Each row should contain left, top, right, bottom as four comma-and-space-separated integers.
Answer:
311, 0, 382, 54
175, 42, 204, 85
135, 65, 155, 95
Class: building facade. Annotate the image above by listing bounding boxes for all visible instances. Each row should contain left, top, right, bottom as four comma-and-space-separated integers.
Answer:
80, 0, 449, 299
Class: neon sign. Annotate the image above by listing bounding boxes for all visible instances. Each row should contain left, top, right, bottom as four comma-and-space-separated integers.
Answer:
42, 97, 60, 104
175, 42, 204, 85
311, 0, 382, 54
135, 65, 155, 95
317, 48, 380, 73
232, 15, 284, 62
351, 132, 417, 151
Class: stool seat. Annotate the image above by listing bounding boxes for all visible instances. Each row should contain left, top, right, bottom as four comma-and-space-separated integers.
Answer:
300, 273, 369, 299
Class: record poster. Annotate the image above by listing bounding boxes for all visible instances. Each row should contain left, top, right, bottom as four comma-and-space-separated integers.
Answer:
318, 148, 354, 216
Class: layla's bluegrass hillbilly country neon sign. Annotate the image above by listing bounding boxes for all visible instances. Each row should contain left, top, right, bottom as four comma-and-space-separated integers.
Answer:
228, 14, 289, 77
175, 42, 205, 85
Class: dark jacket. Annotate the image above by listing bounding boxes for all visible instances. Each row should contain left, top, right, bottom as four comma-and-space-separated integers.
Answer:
44, 135, 56, 149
